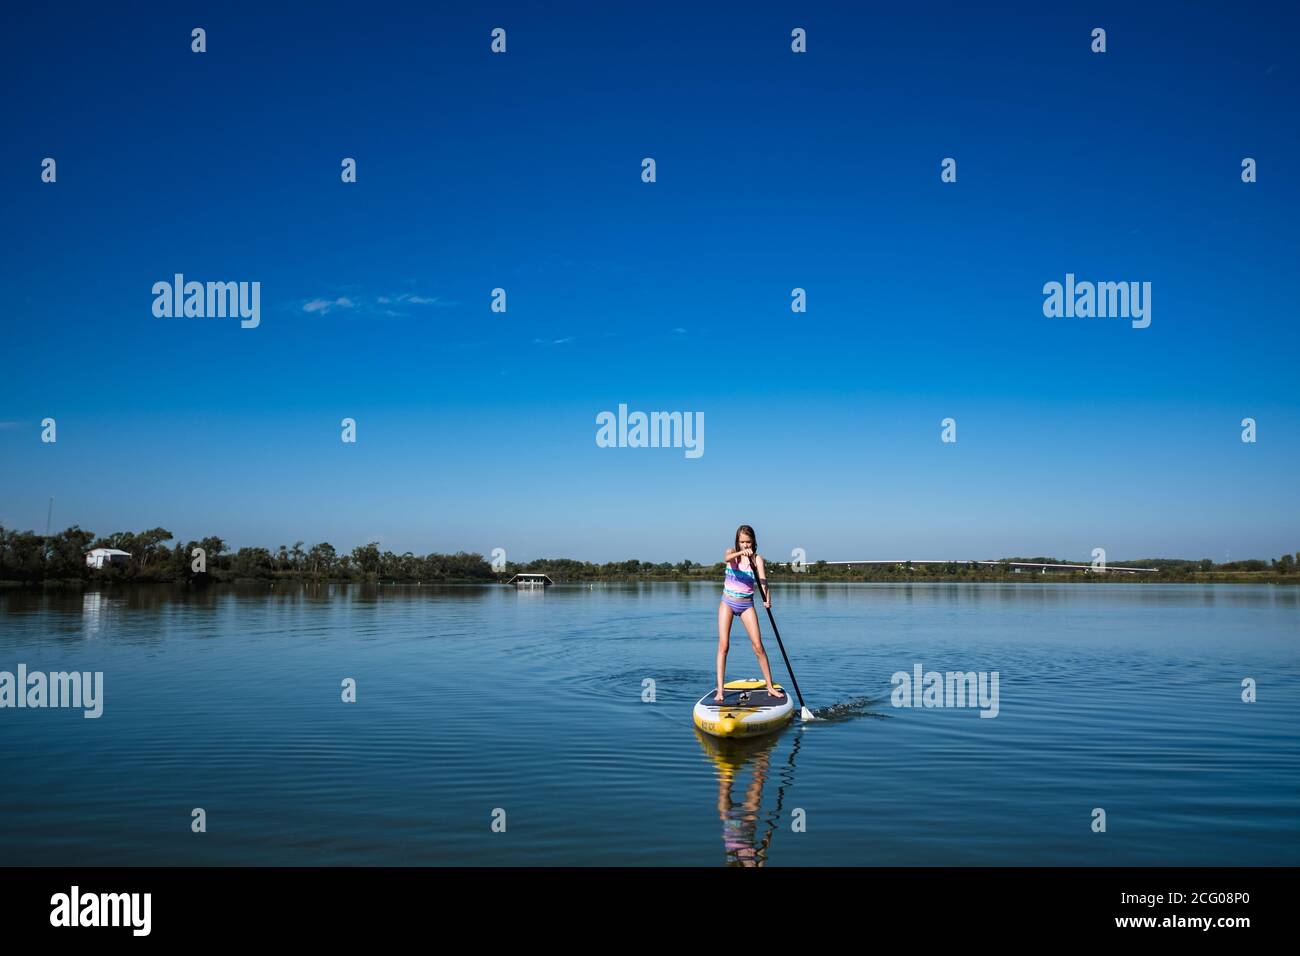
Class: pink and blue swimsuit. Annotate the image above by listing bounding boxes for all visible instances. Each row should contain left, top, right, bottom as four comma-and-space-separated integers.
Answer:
721, 557, 756, 615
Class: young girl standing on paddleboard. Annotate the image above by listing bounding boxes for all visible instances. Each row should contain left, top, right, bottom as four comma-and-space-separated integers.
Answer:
716, 525, 785, 702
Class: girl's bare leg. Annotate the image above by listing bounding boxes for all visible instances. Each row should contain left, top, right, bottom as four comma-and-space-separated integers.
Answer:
715, 602, 732, 701
739, 607, 784, 697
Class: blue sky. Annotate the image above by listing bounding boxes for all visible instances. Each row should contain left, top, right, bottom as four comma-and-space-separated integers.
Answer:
2, 1, 1297, 562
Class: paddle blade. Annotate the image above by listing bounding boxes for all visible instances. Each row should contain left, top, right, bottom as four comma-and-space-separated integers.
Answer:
800, 706, 818, 721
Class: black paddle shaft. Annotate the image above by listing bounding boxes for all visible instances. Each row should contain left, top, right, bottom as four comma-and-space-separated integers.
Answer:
754, 562, 808, 711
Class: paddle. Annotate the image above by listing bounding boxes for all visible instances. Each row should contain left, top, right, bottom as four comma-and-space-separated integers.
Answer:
752, 555, 817, 721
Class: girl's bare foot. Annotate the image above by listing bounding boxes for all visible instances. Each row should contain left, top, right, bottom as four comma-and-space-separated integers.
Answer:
767, 686, 785, 698
714, 688, 725, 702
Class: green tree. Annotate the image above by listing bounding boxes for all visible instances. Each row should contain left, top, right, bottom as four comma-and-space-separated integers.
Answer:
233, 547, 274, 578
48, 526, 95, 578
352, 542, 381, 575
307, 542, 337, 575
4, 530, 47, 580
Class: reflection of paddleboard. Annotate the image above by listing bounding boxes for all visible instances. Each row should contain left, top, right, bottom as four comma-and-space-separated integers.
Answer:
693, 679, 794, 738
694, 724, 782, 779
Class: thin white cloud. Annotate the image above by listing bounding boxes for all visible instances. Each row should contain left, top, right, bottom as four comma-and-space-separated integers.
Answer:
299, 292, 455, 316
394, 294, 456, 306
303, 297, 356, 315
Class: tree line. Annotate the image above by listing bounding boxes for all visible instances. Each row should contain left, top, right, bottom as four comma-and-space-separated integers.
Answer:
1, 525, 1296, 585
0, 526, 493, 583
764, 556, 1300, 582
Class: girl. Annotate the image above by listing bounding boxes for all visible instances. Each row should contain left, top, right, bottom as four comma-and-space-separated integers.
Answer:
716, 525, 785, 702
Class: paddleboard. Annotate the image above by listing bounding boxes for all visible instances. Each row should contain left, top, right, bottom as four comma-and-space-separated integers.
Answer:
693, 679, 794, 738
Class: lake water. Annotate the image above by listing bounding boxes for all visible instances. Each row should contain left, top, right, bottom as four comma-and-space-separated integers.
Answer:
1, 582, 1297, 866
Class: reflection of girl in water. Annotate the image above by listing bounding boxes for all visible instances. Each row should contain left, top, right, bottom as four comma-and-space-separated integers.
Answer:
715, 742, 777, 866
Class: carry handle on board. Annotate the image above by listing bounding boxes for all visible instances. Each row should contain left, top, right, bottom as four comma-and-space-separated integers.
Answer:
754, 562, 816, 721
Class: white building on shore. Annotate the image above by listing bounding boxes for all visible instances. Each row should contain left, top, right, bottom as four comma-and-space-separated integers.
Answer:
85, 548, 131, 569
505, 573, 553, 589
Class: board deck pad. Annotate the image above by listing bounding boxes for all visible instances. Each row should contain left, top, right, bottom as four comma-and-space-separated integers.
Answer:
697, 688, 789, 710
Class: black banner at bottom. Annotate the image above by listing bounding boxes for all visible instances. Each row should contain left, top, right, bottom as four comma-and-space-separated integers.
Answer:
0, 866, 1282, 941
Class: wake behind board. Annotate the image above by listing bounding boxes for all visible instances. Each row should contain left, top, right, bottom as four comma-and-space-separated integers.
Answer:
693, 679, 794, 738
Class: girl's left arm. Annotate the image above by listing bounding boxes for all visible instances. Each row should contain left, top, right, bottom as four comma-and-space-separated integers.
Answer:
755, 554, 770, 608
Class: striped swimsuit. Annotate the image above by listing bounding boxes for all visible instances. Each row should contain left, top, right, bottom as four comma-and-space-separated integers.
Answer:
721, 557, 756, 615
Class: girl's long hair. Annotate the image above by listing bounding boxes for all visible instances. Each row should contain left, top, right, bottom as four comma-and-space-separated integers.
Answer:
734, 525, 758, 568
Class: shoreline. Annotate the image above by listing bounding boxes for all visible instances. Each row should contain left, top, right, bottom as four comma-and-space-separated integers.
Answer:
4, 572, 1298, 590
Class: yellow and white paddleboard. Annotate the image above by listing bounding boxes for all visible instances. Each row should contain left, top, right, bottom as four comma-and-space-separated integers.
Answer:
693, 679, 794, 738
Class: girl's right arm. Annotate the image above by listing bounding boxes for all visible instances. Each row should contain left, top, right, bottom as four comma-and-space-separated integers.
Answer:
723, 547, 752, 562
